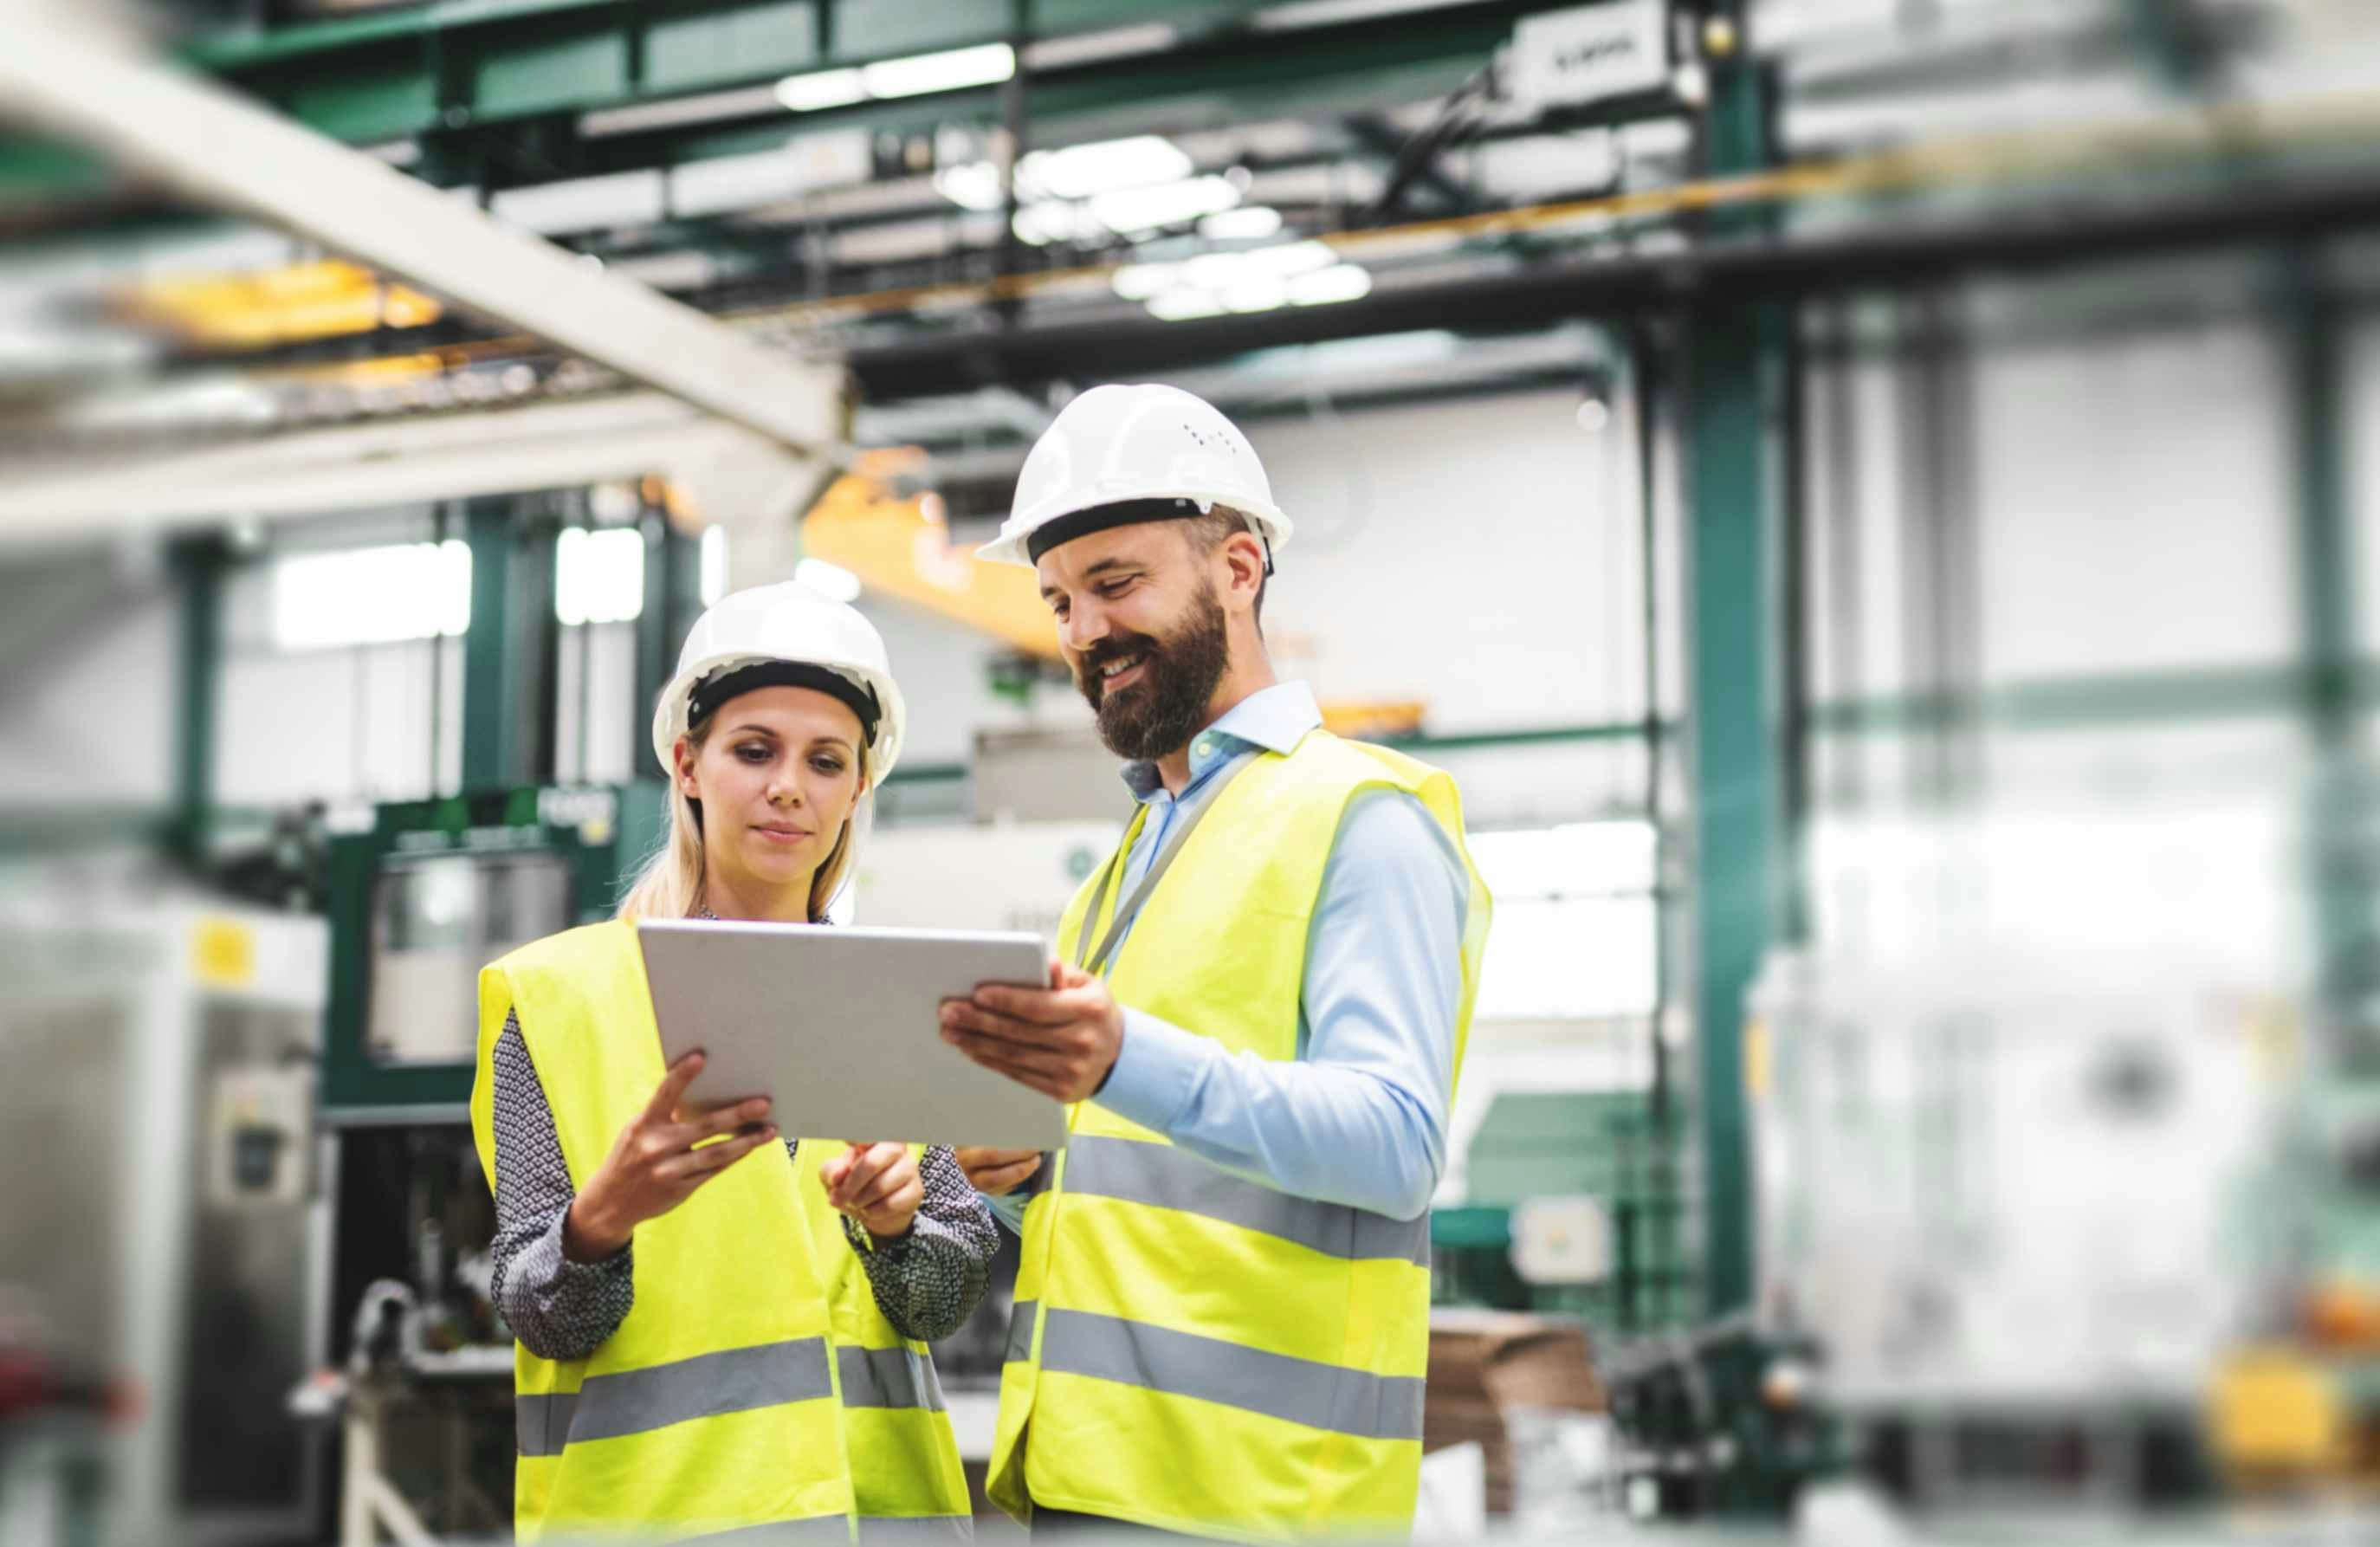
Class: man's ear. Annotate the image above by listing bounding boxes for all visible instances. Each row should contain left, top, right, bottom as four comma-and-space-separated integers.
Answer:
1220, 529, 1267, 606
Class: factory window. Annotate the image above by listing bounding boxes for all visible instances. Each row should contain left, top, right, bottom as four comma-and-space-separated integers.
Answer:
554, 526, 645, 625
270, 539, 470, 651
700, 524, 729, 605
1468, 820, 1659, 1021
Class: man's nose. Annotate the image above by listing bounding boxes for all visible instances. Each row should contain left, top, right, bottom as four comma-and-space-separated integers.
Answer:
1063, 599, 1110, 654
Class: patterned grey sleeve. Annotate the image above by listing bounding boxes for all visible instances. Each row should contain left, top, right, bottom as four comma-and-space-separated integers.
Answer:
839, 1145, 1001, 1341
488, 1013, 637, 1363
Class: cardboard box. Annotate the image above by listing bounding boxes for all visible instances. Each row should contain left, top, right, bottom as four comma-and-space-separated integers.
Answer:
1424, 1310, 1605, 1517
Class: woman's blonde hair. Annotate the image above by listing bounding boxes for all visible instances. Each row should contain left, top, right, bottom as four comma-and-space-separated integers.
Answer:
616, 711, 870, 925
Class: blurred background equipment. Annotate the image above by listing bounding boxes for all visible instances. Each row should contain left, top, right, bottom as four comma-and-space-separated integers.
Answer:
0, 902, 327, 1547
9, 0, 2380, 1540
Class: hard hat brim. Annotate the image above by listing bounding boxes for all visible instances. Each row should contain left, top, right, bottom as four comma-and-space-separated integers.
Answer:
978, 489, 1292, 569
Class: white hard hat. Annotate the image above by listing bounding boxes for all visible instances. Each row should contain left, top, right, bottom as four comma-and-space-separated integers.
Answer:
977, 383, 1292, 568
650, 581, 905, 786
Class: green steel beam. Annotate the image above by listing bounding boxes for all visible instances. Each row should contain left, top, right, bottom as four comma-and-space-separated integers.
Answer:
1807, 660, 2368, 735
170, 535, 228, 865
0, 134, 113, 203
0, 3, 1561, 239
462, 501, 514, 791
2283, 246, 2375, 1064
880, 761, 970, 786
461, 498, 562, 791
631, 511, 702, 777
1381, 719, 1668, 754
183, 0, 631, 72
184, 0, 1290, 76
598, 8, 1507, 173
183, 0, 1536, 151
1685, 16, 1781, 1324
2287, 255, 2355, 740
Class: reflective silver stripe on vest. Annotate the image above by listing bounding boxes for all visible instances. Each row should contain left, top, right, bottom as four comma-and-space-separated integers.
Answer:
855, 1515, 975, 1544
1038, 1307, 1425, 1442
515, 1337, 835, 1457
680, 1517, 866, 1543
1063, 1136, 1432, 1268
516, 1393, 578, 1459
836, 1344, 947, 1412
1004, 1300, 1038, 1365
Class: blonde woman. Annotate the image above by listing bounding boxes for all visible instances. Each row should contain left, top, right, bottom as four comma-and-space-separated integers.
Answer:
471, 581, 993, 1543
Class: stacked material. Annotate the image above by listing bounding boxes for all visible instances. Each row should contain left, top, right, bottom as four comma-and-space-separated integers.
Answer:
1424, 1310, 1606, 1516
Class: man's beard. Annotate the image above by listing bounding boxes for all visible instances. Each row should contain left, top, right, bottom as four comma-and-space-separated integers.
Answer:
1074, 580, 1232, 762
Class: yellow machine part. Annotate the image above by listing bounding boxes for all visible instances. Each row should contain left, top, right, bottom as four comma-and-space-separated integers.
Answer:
2209, 1348, 2351, 1474
800, 448, 1059, 660
117, 259, 443, 348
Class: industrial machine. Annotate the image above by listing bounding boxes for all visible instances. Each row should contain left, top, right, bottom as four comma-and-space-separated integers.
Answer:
305, 782, 667, 1542
1737, 948, 2283, 1511
320, 782, 669, 1116
0, 895, 329, 1547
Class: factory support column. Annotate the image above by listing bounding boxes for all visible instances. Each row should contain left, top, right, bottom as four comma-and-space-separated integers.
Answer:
1684, 10, 1789, 1324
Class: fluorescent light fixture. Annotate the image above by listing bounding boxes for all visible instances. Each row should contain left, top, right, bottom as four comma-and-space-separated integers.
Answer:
489, 170, 666, 236
775, 68, 867, 113
933, 159, 1006, 211
1289, 262, 1372, 306
1222, 275, 1290, 314
1251, 0, 1458, 29
1126, 241, 1363, 314
611, 249, 720, 291
1182, 251, 1248, 289
1018, 135, 1191, 200
1147, 288, 1228, 322
863, 42, 1015, 99
582, 84, 782, 139
1089, 175, 1241, 235
1243, 239, 1338, 276
1620, 118, 1693, 159
670, 129, 872, 217
1013, 201, 1098, 247
1200, 205, 1283, 240
1111, 262, 1180, 301
796, 558, 863, 603
1022, 23, 1176, 70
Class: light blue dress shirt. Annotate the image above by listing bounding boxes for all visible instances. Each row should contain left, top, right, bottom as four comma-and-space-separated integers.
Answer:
987, 682, 1466, 1230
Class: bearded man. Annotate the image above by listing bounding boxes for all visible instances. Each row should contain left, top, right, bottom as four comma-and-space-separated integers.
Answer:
938, 385, 1493, 1542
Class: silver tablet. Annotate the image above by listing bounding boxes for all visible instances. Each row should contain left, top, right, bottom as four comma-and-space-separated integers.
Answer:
636, 917, 1068, 1151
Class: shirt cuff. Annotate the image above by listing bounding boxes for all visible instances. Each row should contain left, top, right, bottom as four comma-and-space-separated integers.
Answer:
842, 1212, 912, 1259
1096, 1007, 1210, 1136
535, 1208, 633, 1288
986, 1190, 1032, 1236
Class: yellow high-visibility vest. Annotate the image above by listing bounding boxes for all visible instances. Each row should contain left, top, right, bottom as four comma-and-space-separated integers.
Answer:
986, 730, 1491, 1541
472, 920, 973, 1544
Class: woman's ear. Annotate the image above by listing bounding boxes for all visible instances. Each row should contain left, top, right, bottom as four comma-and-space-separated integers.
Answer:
672, 736, 701, 799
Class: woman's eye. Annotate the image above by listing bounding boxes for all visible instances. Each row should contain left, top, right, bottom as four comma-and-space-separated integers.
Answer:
812, 757, 846, 775
736, 744, 771, 763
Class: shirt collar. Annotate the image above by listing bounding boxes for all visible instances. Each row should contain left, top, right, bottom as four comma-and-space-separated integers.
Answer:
1120, 682, 1322, 802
